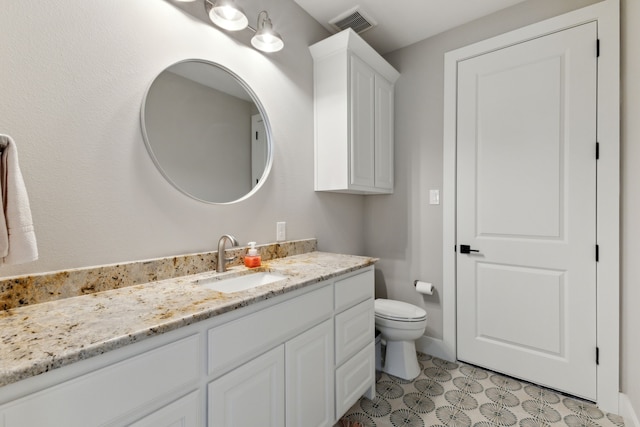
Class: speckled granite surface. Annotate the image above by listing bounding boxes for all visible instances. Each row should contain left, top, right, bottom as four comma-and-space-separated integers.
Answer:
0, 250, 376, 388
0, 239, 317, 310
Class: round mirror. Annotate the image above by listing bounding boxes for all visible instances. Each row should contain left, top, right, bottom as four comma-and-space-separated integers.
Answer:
141, 59, 273, 204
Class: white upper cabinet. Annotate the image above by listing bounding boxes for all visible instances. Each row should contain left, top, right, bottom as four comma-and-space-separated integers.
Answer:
311, 29, 400, 194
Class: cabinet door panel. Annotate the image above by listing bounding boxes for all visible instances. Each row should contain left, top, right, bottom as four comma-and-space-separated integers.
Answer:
286, 320, 334, 427
375, 76, 394, 191
335, 299, 374, 365
335, 342, 375, 418
129, 391, 201, 427
208, 346, 285, 427
334, 268, 374, 312
350, 54, 375, 189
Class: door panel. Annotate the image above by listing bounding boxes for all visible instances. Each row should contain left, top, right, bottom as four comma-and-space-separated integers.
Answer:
476, 55, 563, 239
456, 22, 597, 400
476, 263, 564, 355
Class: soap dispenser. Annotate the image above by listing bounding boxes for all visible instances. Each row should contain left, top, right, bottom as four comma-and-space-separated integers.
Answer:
244, 242, 261, 268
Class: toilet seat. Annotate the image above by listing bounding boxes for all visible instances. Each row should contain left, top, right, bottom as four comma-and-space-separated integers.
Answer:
375, 299, 427, 322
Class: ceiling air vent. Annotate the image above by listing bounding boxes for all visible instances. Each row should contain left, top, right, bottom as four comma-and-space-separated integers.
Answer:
328, 6, 377, 35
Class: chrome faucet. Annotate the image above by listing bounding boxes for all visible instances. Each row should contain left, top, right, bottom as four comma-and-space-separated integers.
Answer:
216, 234, 239, 273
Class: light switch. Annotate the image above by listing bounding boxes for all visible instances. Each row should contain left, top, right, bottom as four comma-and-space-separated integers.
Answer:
429, 190, 440, 205
276, 222, 286, 241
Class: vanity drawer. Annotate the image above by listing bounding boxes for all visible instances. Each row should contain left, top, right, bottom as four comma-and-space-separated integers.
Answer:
1, 334, 201, 427
208, 285, 333, 377
334, 268, 374, 312
335, 341, 375, 418
335, 298, 374, 365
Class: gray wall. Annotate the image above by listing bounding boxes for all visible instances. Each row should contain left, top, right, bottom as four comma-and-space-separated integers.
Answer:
0, 0, 365, 277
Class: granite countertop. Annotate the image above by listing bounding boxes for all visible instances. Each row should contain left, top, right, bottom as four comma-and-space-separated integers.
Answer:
0, 251, 376, 388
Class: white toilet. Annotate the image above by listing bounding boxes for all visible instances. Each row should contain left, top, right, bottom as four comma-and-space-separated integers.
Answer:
374, 298, 427, 380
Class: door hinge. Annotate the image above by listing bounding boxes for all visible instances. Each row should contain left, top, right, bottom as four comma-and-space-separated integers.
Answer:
596, 142, 600, 160
596, 347, 600, 365
596, 245, 600, 262
597, 39, 600, 57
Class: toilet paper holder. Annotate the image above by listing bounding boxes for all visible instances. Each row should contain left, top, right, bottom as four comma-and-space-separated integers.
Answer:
414, 280, 434, 295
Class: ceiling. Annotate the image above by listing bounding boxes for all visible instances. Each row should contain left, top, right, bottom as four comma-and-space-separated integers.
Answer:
293, 0, 528, 54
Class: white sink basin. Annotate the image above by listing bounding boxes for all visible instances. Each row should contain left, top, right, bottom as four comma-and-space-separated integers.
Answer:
197, 272, 287, 294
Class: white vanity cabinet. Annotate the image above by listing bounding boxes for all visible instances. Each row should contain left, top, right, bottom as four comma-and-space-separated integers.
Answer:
311, 29, 400, 194
207, 284, 334, 427
208, 319, 335, 427
206, 267, 375, 427
0, 266, 375, 427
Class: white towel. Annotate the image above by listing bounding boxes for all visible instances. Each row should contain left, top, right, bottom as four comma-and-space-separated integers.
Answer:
0, 134, 38, 265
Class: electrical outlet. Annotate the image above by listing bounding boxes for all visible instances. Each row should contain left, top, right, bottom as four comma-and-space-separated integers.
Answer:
276, 222, 286, 241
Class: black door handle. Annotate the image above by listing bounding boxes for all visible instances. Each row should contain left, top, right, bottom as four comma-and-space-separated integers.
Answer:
460, 244, 480, 254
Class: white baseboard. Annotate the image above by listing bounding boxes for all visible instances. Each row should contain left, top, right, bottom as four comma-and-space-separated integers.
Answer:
619, 393, 640, 427
416, 335, 455, 362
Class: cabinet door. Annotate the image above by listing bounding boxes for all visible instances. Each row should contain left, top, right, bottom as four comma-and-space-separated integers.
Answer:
375, 75, 394, 191
129, 391, 201, 427
208, 346, 284, 427
285, 319, 334, 427
349, 54, 375, 189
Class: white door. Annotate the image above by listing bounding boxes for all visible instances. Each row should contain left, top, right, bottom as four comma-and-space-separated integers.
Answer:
456, 22, 597, 400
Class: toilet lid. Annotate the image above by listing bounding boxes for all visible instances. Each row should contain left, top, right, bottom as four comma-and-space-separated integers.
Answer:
375, 299, 427, 321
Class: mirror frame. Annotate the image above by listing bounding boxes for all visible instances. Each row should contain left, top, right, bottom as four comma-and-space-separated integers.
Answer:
140, 59, 274, 204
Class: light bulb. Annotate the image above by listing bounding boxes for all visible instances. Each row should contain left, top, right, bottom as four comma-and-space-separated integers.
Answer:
206, 0, 248, 31
251, 12, 284, 53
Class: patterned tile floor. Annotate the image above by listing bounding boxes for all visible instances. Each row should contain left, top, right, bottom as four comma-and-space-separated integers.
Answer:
341, 353, 625, 427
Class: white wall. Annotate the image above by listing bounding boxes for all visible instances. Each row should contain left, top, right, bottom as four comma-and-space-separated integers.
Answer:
0, 0, 366, 277
621, 0, 640, 418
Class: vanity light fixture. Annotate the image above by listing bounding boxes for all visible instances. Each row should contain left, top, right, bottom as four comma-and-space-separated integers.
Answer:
251, 11, 284, 53
205, 0, 248, 31
203, 1, 284, 53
